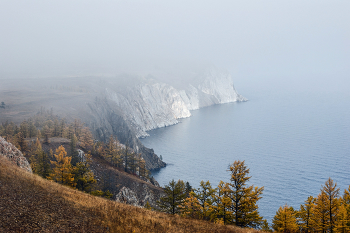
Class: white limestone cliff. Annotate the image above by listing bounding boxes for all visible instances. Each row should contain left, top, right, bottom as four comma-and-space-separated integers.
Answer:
105, 67, 246, 138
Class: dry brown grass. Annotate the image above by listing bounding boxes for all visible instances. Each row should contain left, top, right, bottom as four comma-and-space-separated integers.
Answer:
0, 157, 263, 233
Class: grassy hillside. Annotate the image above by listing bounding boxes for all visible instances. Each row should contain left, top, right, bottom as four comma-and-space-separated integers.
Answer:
0, 157, 262, 233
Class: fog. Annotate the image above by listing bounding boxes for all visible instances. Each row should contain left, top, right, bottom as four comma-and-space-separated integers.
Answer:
0, 0, 349, 90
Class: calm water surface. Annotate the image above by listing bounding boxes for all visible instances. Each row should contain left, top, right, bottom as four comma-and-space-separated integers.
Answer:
140, 81, 350, 222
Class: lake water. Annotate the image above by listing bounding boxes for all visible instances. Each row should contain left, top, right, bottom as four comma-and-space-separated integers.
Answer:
140, 78, 350, 222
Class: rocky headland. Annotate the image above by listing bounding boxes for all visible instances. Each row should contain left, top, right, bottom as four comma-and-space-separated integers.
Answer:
0, 66, 246, 170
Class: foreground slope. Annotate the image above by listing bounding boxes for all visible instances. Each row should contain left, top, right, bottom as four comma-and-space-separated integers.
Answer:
0, 157, 261, 233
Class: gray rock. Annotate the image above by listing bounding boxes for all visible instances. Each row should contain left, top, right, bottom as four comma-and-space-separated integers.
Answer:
115, 186, 141, 207
0, 136, 32, 173
115, 185, 158, 207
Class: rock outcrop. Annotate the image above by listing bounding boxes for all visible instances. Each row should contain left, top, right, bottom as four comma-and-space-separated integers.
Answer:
0, 136, 32, 173
104, 67, 246, 138
115, 184, 159, 208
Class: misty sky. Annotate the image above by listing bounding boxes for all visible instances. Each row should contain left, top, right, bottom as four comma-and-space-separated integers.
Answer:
0, 0, 349, 88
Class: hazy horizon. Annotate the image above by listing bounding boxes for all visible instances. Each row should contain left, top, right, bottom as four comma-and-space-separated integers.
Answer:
0, 1, 349, 91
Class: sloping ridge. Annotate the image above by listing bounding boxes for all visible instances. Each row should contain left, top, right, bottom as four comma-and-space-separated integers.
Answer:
0, 156, 260, 233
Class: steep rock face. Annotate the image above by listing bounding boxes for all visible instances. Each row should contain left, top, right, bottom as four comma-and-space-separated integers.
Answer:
84, 98, 165, 170
105, 68, 246, 137
0, 136, 32, 173
106, 82, 191, 138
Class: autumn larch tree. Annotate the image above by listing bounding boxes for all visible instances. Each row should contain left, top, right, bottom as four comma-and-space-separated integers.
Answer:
215, 180, 233, 225
28, 121, 37, 138
228, 160, 264, 228
19, 120, 28, 138
79, 127, 94, 151
138, 157, 147, 178
128, 151, 137, 174
73, 152, 96, 192
157, 179, 186, 215
261, 219, 273, 232
194, 180, 216, 220
335, 204, 349, 233
298, 196, 315, 233
32, 138, 51, 178
312, 192, 329, 233
337, 185, 350, 232
49, 145, 76, 187
123, 144, 136, 173
272, 204, 299, 233
43, 125, 51, 144
16, 132, 27, 154
322, 177, 340, 233
180, 191, 202, 219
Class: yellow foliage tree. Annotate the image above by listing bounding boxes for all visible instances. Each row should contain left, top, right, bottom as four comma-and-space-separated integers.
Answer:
334, 204, 350, 233
272, 204, 299, 233
298, 196, 316, 232
342, 185, 350, 206
79, 127, 94, 150
215, 181, 233, 225
49, 145, 76, 187
228, 160, 264, 228
312, 192, 329, 232
107, 135, 122, 168
138, 157, 148, 178
180, 191, 202, 219
194, 180, 216, 220
337, 186, 350, 231
322, 177, 340, 233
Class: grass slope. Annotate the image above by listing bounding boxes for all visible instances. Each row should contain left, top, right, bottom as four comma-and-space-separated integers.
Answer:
0, 157, 262, 233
